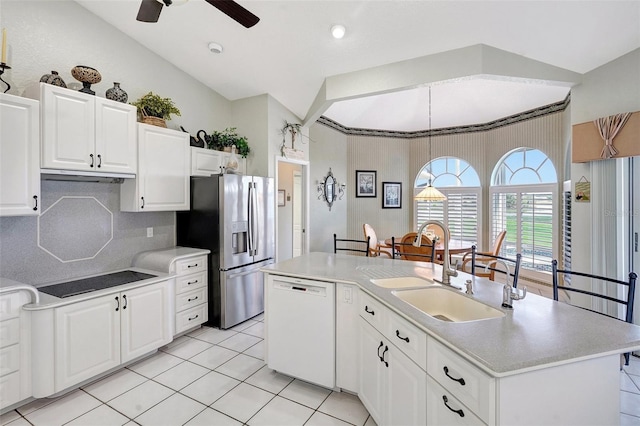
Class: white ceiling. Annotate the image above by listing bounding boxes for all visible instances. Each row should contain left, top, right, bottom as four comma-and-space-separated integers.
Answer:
76, 0, 640, 131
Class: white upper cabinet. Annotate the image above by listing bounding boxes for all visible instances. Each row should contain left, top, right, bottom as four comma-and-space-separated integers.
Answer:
0, 94, 40, 216
120, 124, 190, 212
191, 147, 246, 176
40, 83, 136, 174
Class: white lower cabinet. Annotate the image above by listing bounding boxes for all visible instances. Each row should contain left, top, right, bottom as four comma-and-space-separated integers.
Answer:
50, 280, 171, 394
359, 318, 427, 426
335, 283, 359, 392
0, 289, 34, 409
427, 376, 486, 426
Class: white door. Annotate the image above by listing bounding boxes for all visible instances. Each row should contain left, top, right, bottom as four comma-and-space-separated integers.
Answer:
632, 157, 639, 335
121, 282, 171, 363
0, 94, 40, 216
386, 344, 427, 425
54, 294, 120, 391
40, 84, 95, 171
293, 171, 303, 257
358, 319, 384, 424
94, 97, 137, 174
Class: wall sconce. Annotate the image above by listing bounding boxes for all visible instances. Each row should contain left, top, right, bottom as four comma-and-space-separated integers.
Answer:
317, 168, 345, 211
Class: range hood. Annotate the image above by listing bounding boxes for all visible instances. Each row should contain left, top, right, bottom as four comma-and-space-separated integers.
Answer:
40, 169, 135, 184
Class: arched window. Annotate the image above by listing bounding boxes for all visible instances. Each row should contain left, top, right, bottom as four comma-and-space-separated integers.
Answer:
414, 157, 481, 245
490, 148, 558, 272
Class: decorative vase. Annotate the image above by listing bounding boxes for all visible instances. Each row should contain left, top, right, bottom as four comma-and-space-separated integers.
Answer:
39, 71, 67, 88
225, 145, 240, 173
105, 82, 128, 103
71, 65, 101, 95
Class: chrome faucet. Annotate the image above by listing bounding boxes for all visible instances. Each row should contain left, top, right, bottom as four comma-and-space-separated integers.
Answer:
485, 259, 526, 309
414, 220, 458, 286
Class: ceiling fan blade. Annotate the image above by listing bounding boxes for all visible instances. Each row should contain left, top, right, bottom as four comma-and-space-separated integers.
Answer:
137, 0, 164, 23
205, 0, 260, 28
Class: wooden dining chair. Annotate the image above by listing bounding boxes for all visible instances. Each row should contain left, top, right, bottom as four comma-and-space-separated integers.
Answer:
552, 260, 637, 365
363, 223, 393, 258
460, 230, 507, 280
334, 234, 370, 256
394, 232, 436, 262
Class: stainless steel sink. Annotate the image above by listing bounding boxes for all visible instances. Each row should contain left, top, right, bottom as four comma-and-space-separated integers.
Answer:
392, 287, 505, 322
370, 276, 436, 289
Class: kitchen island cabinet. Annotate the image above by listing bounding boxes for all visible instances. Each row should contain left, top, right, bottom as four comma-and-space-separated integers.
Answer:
0, 94, 40, 216
263, 253, 640, 425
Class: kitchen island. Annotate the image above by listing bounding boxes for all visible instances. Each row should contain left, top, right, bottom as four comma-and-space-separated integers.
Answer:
263, 252, 640, 425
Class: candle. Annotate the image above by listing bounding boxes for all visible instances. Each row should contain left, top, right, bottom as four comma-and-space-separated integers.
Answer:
1, 29, 6, 64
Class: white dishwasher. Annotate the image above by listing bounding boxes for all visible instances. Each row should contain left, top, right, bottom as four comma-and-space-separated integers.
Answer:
266, 275, 335, 389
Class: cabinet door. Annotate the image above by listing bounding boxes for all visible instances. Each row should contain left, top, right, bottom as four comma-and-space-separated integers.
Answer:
385, 344, 427, 425
41, 84, 95, 171
95, 97, 137, 174
427, 376, 485, 426
0, 94, 40, 216
120, 281, 172, 363
136, 124, 190, 211
55, 294, 120, 391
191, 147, 222, 176
358, 319, 384, 424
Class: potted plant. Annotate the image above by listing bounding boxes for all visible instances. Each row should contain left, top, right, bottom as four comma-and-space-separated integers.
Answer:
130, 92, 181, 128
206, 127, 250, 158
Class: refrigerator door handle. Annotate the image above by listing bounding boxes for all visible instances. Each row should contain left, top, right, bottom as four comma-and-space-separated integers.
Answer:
251, 182, 259, 256
227, 269, 259, 280
247, 182, 255, 255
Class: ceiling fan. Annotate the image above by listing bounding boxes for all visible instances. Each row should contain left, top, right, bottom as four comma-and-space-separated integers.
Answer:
136, 0, 260, 28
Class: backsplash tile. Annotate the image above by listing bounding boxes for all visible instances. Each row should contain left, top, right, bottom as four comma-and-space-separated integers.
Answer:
0, 181, 175, 286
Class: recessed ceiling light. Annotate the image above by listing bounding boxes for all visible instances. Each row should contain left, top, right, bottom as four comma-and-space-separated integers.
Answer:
331, 24, 346, 39
208, 42, 223, 54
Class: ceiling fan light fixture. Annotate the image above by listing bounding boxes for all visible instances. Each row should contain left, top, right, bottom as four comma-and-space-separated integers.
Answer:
331, 24, 346, 39
208, 42, 223, 54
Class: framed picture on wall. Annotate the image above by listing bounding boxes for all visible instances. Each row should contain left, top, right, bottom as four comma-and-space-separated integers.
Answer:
277, 190, 286, 207
382, 182, 402, 208
356, 170, 377, 197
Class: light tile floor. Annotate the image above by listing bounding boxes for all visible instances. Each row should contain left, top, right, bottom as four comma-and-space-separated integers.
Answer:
2, 313, 639, 425
1, 314, 375, 426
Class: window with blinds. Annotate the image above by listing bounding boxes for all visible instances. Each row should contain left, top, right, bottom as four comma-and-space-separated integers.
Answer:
416, 191, 479, 244
415, 157, 481, 245
562, 189, 572, 276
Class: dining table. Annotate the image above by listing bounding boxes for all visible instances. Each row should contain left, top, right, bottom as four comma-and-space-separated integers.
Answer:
383, 237, 475, 261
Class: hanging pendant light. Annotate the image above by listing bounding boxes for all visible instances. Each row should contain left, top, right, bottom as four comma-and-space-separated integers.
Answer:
415, 86, 446, 202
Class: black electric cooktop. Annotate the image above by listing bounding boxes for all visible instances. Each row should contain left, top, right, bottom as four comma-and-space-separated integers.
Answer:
37, 270, 157, 298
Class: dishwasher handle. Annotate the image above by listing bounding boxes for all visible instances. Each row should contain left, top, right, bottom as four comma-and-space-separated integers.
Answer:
272, 281, 328, 297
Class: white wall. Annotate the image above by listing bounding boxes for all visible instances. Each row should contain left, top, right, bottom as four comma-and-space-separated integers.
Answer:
309, 123, 348, 252
0, 0, 232, 133
570, 48, 640, 278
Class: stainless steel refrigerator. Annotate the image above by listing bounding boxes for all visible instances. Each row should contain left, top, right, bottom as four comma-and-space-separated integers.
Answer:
177, 174, 275, 329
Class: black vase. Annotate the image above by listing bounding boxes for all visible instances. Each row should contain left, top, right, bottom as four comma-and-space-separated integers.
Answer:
105, 82, 128, 103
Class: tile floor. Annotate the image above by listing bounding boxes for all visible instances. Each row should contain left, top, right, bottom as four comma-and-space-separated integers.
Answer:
0, 314, 375, 426
1, 313, 639, 426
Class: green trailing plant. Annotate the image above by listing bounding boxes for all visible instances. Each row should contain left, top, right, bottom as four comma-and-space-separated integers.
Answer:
130, 92, 181, 120
207, 127, 250, 158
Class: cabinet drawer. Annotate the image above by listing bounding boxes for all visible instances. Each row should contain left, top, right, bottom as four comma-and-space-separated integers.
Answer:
427, 376, 486, 426
175, 272, 207, 294
387, 311, 427, 370
427, 339, 494, 423
0, 318, 19, 348
175, 256, 207, 275
0, 344, 20, 376
359, 291, 386, 330
175, 304, 208, 334
176, 287, 208, 312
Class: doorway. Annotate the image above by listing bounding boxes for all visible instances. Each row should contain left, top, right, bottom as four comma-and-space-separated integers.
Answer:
276, 157, 309, 262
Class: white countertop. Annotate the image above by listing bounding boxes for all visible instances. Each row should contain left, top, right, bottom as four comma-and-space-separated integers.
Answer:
132, 246, 210, 273
262, 252, 640, 377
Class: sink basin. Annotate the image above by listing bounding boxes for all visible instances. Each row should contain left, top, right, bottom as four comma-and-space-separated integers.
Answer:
370, 276, 436, 289
392, 287, 505, 322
